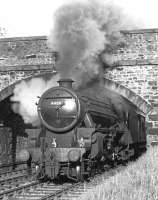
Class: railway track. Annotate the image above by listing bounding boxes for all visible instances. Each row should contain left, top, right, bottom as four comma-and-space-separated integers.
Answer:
0, 165, 125, 200
0, 167, 36, 200
59, 165, 125, 200
0, 180, 40, 200
0, 161, 28, 169
11, 182, 77, 200
0, 161, 30, 176
0, 168, 32, 180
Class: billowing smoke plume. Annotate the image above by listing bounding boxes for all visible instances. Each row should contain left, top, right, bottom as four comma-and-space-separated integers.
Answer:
11, 75, 59, 126
48, 0, 135, 86
11, 0, 135, 125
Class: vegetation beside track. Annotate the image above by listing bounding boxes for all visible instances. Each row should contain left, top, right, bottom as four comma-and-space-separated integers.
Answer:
76, 147, 158, 200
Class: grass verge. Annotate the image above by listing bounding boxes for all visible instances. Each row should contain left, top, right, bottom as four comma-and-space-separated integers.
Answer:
77, 147, 158, 200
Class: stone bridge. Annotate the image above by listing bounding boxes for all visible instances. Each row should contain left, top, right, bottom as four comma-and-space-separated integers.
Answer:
0, 30, 155, 132
0, 31, 156, 167
104, 28, 158, 134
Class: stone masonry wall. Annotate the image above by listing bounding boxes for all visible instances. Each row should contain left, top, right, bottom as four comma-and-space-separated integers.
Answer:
0, 36, 56, 68
104, 29, 158, 135
0, 30, 158, 135
0, 36, 56, 92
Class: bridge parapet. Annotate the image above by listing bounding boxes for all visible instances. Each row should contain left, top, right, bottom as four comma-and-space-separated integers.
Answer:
104, 28, 158, 132
0, 36, 56, 69
0, 36, 56, 92
0, 30, 158, 132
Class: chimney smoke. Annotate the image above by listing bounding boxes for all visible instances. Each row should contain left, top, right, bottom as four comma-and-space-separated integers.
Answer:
48, 0, 135, 88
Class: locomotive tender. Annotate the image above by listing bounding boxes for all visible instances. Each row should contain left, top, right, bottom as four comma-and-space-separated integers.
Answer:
30, 78, 146, 181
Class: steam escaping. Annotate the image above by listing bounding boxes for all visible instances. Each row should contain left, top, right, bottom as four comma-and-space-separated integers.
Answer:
48, 0, 135, 86
11, 75, 59, 126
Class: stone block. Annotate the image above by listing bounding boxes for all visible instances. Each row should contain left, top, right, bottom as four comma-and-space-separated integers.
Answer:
154, 122, 158, 127
151, 103, 158, 107
148, 128, 158, 135
145, 122, 153, 128
0, 36, 56, 70
148, 100, 155, 103
148, 114, 158, 121
148, 81, 157, 85
151, 95, 158, 100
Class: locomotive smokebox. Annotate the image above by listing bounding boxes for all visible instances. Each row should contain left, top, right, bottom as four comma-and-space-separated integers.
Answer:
58, 79, 74, 88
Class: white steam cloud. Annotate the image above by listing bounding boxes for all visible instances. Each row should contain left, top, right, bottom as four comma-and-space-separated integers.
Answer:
11, 75, 59, 126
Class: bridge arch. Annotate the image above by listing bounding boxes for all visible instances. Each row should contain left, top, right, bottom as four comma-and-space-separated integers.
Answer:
0, 73, 152, 115
0, 72, 57, 102
103, 77, 152, 115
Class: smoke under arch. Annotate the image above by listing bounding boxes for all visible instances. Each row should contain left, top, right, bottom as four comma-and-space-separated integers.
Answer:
0, 72, 152, 119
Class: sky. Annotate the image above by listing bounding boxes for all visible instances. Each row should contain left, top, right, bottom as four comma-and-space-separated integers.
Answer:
0, 0, 158, 37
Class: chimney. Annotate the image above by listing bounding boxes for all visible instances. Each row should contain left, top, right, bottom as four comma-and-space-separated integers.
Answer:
57, 79, 74, 88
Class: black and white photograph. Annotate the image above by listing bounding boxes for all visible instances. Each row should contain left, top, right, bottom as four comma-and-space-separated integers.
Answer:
0, 0, 157, 199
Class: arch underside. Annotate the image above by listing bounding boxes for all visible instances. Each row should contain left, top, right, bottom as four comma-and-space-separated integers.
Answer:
0, 72, 152, 115
103, 78, 152, 115
0, 72, 57, 101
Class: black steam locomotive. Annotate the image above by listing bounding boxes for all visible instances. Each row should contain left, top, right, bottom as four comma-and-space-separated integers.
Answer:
30, 78, 146, 181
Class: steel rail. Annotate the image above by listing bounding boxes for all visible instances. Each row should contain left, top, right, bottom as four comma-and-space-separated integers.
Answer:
39, 182, 81, 200
0, 173, 29, 184
0, 161, 27, 168
0, 164, 127, 200
0, 180, 40, 197
0, 167, 29, 176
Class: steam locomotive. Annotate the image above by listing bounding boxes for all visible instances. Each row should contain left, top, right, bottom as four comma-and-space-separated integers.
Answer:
28, 78, 146, 181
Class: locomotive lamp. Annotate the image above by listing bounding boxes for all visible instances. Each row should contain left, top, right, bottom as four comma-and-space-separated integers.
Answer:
68, 149, 81, 162
52, 138, 57, 147
78, 137, 85, 148
16, 149, 30, 162
35, 164, 39, 171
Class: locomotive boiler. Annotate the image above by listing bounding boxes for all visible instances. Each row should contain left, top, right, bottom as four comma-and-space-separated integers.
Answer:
31, 78, 146, 181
